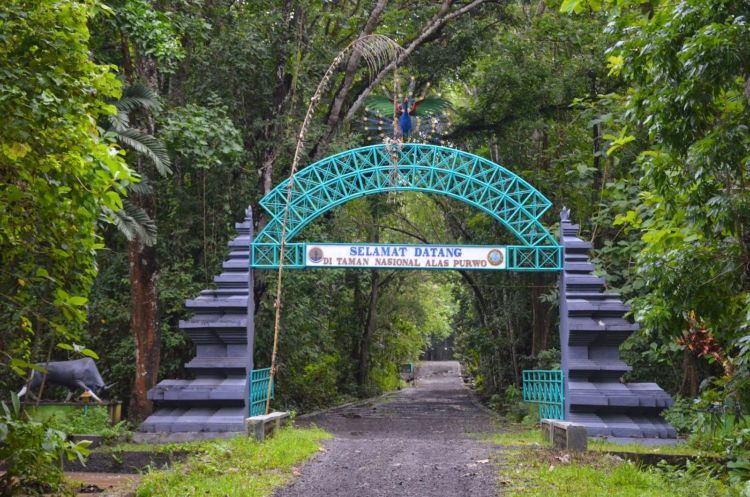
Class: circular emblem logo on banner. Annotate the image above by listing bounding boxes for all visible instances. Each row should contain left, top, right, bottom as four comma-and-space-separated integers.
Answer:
487, 249, 504, 266
308, 246, 324, 263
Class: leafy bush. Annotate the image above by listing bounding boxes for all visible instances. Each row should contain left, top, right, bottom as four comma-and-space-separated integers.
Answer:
487, 385, 534, 423
0, 394, 90, 496
27, 405, 130, 442
684, 410, 750, 491
662, 396, 702, 435
533, 349, 561, 370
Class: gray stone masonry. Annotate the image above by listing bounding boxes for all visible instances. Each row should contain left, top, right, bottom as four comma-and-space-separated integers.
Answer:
541, 419, 588, 452
245, 411, 290, 441
140, 208, 256, 433
560, 211, 676, 438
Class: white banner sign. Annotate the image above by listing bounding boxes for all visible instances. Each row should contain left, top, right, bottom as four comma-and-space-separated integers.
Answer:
304, 244, 506, 270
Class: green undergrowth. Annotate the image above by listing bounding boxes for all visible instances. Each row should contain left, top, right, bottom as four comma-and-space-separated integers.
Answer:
500, 448, 738, 497
488, 428, 547, 447
588, 437, 721, 458
98, 439, 207, 453
26, 404, 129, 440
135, 426, 331, 497
488, 427, 719, 457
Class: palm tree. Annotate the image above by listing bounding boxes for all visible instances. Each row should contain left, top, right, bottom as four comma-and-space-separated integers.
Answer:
103, 82, 172, 421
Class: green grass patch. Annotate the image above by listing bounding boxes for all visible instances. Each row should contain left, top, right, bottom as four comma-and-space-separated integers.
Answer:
136, 426, 331, 497
98, 440, 208, 453
25, 404, 128, 439
588, 438, 721, 458
487, 429, 546, 447
488, 426, 717, 457
501, 448, 737, 497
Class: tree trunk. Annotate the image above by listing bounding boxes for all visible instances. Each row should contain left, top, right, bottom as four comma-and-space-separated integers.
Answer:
504, 288, 520, 387
357, 268, 380, 393
357, 220, 380, 392
128, 194, 161, 422
680, 349, 700, 398
120, 47, 162, 422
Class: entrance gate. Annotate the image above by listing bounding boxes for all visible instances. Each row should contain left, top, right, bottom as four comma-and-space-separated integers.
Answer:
141, 144, 675, 438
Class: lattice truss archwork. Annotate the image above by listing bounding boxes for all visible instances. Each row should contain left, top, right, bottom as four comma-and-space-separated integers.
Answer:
252, 144, 562, 270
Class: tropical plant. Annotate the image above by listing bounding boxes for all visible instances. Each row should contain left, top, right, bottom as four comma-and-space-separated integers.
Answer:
0, 0, 133, 386
102, 82, 172, 246
0, 394, 90, 496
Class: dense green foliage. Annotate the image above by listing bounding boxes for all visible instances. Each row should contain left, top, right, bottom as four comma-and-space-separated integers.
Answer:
26, 404, 129, 440
0, 1, 131, 491
0, 0, 132, 376
0, 395, 90, 495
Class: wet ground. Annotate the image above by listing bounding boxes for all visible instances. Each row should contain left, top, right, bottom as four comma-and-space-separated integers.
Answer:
275, 361, 500, 497
67, 472, 139, 495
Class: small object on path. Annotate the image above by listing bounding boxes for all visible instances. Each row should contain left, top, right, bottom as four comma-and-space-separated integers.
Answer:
78, 483, 104, 493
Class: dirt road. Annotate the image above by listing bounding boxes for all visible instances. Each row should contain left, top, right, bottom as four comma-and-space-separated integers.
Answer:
275, 361, 499, 497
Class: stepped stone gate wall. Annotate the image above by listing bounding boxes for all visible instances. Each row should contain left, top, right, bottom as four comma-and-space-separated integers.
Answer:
140, 210, 255, 433
559, 210, 675, 437
139, 144, 675, 438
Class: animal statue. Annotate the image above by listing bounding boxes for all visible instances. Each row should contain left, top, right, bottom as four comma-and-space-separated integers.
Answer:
18, 357, 111, 403
363, 78, 451, 143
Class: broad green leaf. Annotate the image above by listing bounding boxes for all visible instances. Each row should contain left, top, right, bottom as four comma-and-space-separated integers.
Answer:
559, 0, 583, 13
69, 296, 88, 306
81, 348, 100, 360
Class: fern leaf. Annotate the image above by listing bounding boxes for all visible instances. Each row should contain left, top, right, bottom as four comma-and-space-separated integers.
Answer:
116, 129, 172, 177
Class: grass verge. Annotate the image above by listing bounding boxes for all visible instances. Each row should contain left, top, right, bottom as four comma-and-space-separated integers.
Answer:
487, 428, 547, 447
500, 448, 738, 497
488, 427, 720, 457
135, 426, 331, 497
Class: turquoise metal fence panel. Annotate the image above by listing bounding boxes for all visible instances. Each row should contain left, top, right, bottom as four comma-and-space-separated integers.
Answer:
248, 367, 275, 417
250, 144, 562, 271
522, 369, 564, 420
398, 363, 415, 382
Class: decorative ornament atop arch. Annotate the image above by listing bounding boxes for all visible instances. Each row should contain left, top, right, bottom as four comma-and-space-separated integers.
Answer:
252, 143, 562, 271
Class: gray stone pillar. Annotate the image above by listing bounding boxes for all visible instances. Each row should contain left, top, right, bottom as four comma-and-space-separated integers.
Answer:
141, 207, 257, 433
559, 209, 676, 438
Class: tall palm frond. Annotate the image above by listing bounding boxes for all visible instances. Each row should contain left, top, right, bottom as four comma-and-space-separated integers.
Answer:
118, 83, 162, 114
102, 200, 157, 246
108, 83, 162, 132
125, 176, 153, 196
102, 83, 171, 245
116, 128, 172, 177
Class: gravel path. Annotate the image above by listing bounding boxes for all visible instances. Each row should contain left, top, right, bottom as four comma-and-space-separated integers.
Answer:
275, 361, 500, 497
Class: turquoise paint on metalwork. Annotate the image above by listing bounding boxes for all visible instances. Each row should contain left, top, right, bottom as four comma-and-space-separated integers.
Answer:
252, 143, 562, 271
522, 369, 565, 420
248, 367, 275, 417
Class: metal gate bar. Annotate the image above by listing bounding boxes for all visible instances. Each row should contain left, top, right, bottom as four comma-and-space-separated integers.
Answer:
248, 367, 275, 417
522, 369, 564, 420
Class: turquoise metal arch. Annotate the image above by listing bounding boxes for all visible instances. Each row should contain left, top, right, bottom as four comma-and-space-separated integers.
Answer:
252, 143, 562, 270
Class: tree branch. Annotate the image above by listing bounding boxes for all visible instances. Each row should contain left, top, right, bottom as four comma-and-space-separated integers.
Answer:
325, 0, 389, 128
343, 0, 487, 122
